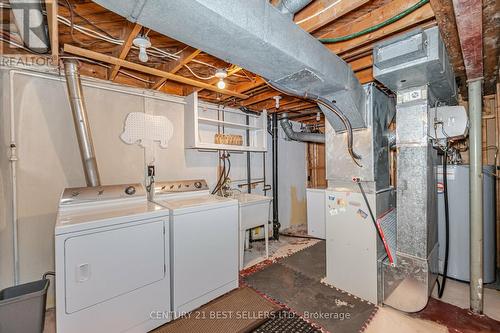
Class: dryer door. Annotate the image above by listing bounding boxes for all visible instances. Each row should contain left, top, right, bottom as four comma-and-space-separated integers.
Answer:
64, 220, 166, 313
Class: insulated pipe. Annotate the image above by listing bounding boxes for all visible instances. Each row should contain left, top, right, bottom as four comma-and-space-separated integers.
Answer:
63, 60, 101, 187
280, 114, 325, 143
276, 0, 313, 16
468, 77, 484, 314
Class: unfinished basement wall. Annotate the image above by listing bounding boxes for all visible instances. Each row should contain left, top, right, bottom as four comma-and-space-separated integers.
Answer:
0, 66, 307, 307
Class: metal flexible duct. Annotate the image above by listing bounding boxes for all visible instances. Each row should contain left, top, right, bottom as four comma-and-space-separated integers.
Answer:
276, 0, 313, 16
63, 60, 101, 187
280, 114, 324, 143
91, 0, 367, 132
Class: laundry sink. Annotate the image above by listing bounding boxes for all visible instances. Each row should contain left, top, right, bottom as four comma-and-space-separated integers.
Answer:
231, 193, 272, 269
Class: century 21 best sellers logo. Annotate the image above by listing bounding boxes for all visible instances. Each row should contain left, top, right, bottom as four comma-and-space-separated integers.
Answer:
1, 0, 53, 62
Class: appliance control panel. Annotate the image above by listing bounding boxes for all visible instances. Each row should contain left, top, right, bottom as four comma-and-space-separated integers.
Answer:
154, 179, 209, 194
60, 183, 146, 205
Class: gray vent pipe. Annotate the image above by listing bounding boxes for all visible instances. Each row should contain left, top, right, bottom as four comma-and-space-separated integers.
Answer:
280, 114, 324, 143
63, 60, 101, 187
276, 0, 313, 17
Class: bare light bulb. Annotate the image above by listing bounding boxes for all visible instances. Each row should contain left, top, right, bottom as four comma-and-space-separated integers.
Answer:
316, 112, 321, 121
217, 79, 226, 89
215, 68, 228, 90
138, 46, 148, 63
133, 35, 152, 63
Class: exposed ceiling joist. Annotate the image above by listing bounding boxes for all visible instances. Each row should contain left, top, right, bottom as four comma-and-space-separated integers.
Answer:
109, 23, 142, 80
429, 0, 464, 78
321, 0, 435, 55
452, 0, 483, 80
63, 44, 249, 99
294, 0, 371, 32
44, 0, 58, 59
152, 47, 202, 89
482, 0, 499, 94
239, 90, 280, 107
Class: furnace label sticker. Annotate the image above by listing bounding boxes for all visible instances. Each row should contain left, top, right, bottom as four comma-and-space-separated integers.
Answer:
436, 182, 444, 193
357, 208, 368, 219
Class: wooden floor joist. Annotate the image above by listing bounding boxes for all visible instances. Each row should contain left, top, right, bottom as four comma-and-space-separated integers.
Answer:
109, 23, 142, 81
152, 47, 202, 90
294, 0, 371, 33
63, 44, 249, 99
321, 0, 435, 55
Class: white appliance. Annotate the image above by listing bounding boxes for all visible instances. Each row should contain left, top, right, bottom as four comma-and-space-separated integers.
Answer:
55, 184, 171, 333
152, 179, 239, 317
232, 193, 272, 269
306, 188, 326, 239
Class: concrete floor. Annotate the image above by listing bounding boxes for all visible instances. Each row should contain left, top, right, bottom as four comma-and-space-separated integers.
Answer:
44, 236, 500, 333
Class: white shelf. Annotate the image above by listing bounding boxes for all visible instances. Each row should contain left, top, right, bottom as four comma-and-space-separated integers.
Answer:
184, 92, 268, 152
193, 143, 267, 152
198, 117, 261, 130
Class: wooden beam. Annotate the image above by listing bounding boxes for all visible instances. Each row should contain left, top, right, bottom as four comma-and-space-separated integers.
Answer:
109, 23, 143, 81
152, 47, 202, 89
320, 0, 435, 55
355, 68, 374, 84
295, 0, 371, 33
429, 0, 465, 79
452, 0, 483, 80
240, 90, 279, 106
482, 0, 499, 94
63, 44, 249, 99
349, 55, 373, 72
45, 0, 58, 59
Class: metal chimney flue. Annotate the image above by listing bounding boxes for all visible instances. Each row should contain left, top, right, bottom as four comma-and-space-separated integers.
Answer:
63, 60, 101, 187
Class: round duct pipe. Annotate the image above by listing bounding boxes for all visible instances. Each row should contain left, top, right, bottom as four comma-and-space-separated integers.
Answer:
63, 60, 101, 187
280, 114, 325, 143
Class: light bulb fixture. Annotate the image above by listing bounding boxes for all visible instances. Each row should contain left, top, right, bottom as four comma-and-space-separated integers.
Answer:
215, 68, 227, 90
273, 95, 282, 109
316, 111, 321, 122
132, 35, 152, 63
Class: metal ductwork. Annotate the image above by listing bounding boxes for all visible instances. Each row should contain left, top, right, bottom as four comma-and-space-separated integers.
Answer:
276, 0, 313, 17
91, 0, 367, 132
280, 114, 324, 143
63, 60, 101, 187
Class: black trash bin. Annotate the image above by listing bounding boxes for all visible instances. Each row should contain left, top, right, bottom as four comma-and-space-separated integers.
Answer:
0, 278, 50, 333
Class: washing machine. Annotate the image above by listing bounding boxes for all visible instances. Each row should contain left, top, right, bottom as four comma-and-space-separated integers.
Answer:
55, 184, 171, 333
152, 179, 239, 317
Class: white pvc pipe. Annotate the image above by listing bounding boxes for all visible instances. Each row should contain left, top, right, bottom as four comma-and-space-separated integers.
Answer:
6, 66, 187, 284
9, 70, 19, 285
468, 77, 484, 314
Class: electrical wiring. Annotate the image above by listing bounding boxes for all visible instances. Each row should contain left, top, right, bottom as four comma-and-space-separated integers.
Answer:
183, 64, 216, 80
5, 2, 241, 86
118, 69, 156, 84
295, 0, 341, 25
437, 149, 450, 298
59, 55, 110, 68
